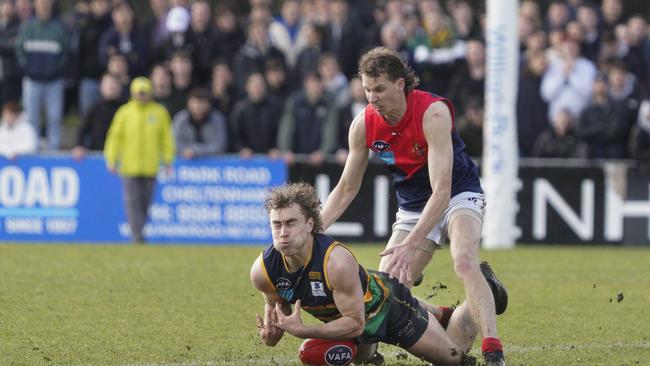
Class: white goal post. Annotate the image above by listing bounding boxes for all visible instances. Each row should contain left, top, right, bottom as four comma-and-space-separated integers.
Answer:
482, 0, 520, 249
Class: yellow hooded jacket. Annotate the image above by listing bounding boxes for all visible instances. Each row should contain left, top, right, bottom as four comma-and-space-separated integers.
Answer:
104, 100, 175, 177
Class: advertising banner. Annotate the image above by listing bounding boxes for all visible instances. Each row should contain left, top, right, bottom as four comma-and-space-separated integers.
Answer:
0, 156, 121, 242
0, 156, 286, 244
516, 165, 606, 244
3, 157, 649, 245
290, 161, 649, 245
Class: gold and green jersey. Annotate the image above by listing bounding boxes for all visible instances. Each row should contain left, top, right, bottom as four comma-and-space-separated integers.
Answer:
259, 233, 393, 337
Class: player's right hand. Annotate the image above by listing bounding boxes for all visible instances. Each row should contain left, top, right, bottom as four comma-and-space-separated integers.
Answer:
379, 243, 414, 284
255, 313, 283, 345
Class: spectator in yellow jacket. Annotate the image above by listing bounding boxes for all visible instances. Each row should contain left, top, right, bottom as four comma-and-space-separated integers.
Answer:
104, 77, 175, 243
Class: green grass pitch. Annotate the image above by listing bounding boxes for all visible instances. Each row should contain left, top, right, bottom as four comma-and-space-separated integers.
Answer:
1, 243, 649, 365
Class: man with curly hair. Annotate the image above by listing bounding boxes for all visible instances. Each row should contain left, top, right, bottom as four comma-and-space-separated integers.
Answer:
250, 182, 479, 365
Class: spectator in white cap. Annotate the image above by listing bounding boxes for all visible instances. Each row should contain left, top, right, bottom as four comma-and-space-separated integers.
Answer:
167, 5, 190, 33
155, 5, 193, 63
0, 100, 38, 159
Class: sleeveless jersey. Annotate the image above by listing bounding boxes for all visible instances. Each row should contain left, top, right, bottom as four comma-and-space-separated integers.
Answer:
365, 89, 483, 211
260, 233, 393, 336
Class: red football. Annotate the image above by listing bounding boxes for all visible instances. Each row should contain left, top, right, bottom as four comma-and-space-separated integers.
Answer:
298, 338, 357, 366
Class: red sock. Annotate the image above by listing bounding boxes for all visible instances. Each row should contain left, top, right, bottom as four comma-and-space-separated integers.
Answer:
438, 306, 454, 330
481, 337, 503, 353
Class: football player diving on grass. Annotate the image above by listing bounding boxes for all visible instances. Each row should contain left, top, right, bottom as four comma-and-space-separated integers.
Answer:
250, 183, 504, 365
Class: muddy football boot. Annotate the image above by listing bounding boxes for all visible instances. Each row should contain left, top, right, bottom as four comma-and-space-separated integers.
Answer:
483, 351, 506, 366
480, 261, 508, 315
460, 354, 477, 366
413, 272, 424, 287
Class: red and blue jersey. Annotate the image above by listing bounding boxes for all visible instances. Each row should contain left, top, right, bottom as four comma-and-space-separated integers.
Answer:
365, 90, 482, 211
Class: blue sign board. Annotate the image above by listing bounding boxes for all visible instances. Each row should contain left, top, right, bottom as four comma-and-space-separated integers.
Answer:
0, 156, 286, 244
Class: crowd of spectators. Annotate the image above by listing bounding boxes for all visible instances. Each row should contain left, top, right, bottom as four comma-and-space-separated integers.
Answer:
1, 0, 650, 162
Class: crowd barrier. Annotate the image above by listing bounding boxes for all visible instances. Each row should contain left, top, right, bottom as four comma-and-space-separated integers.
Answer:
1, 156, 649, 245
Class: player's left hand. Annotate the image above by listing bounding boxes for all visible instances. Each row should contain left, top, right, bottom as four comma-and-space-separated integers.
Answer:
380, 243, 414, 284
273, 299, 305, 337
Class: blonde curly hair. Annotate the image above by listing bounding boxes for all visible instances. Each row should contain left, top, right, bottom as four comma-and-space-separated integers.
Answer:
265, 182, 323, 233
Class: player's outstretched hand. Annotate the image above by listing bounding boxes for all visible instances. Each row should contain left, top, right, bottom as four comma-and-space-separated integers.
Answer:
256, 313, 282, 344
379, 243, 414, 285
256, 303, 283, 345
274, 299, 304, 337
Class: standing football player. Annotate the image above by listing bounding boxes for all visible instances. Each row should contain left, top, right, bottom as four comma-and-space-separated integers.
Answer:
320, 46, 508, 366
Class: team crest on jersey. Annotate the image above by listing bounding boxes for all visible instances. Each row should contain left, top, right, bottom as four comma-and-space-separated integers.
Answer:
310, 281, 327, 297
412, 143, 425, 157
308, 271, 322, 280
371, 140, 391, 152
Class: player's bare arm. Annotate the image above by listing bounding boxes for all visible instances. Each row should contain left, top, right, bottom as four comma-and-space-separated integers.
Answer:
250, 257, 289, 346
406, 101, 453, 242
380, 101, 453, 282
321, 111, 369, 230
273, 245, 366, 340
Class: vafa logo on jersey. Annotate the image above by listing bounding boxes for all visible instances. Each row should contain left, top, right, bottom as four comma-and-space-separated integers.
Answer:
276, 277, 292, 289
371, 140, 390, 152
277, 277, 294, 301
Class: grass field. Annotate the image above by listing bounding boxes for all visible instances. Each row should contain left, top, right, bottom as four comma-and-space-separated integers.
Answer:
1, 243, 649, 366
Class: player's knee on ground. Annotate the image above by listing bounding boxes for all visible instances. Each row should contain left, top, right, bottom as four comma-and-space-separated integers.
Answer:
354, 343, 377, 363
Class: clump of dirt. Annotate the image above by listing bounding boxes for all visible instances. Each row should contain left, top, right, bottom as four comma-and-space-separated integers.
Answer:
425, 281, 448, 300
460, 354, 477, 366
610, 292, 625, 303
